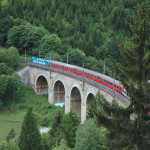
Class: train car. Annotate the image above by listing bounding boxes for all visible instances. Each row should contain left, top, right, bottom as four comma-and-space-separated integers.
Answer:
31, 57, 50, 66
50, 60, 127, 97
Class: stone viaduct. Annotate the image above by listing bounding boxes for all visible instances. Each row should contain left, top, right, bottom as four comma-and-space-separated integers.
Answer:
18, 62, 129, 123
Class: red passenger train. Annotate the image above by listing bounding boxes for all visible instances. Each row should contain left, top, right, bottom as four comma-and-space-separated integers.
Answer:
31, 57, 128, 98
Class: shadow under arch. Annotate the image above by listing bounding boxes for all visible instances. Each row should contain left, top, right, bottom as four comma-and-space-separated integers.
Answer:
36, 75, 48, 95
86, 93, 94, 113
70, 86, 81, 117
53, 80, 65, 104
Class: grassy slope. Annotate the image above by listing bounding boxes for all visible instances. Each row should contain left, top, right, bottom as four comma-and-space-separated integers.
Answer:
0, 86, 64, 143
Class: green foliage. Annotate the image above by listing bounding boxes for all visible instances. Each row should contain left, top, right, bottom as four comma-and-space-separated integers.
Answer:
68, 110, 80, 128
0, 0, 144, 72
0, 46, 21, 106
48, 110, 79, 149
85, 56, 99, 72
45, 52, 63, 62
33, 102, 64, 127
41, 133, 51, 150
90, 2, 150, 149
6, 128, 16, 143
48, 110, 65, 149
0, 74, 9, 101
74, 119, 105, 150
52, 139, 71, 150
19, 107, 43, 150
0, 46, 19, 69
49, 110, 64, 136
0, 85, 63, 142
7, 23, 49, 55
68, 48, 86, 66
0, 63, 13, 75
60, 113, 77, 148
0, 16, 14, 47
40, 34, 62, 57
49, 131, 66, 150
0, 140, 19, 150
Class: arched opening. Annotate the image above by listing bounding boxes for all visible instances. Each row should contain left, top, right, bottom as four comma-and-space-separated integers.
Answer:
86, 93, 94, 113
70, 87, 81, 117
53, 81, 65, 104
36, 75, 48, 95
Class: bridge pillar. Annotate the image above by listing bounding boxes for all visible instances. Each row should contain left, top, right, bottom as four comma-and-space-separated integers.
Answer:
81, 98, 86, 124
65, 94, 70, 114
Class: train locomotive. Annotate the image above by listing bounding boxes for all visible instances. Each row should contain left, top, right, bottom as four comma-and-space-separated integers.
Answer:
31, 57, 128, 99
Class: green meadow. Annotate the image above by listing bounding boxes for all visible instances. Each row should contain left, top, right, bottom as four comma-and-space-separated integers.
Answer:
0, 86, 64, 143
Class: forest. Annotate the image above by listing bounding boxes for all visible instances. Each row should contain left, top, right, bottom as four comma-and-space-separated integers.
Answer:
0, 0, 145, 75
0, 0, 150, 150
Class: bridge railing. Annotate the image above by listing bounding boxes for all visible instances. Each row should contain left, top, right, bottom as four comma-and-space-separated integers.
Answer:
29, 62, 130, 105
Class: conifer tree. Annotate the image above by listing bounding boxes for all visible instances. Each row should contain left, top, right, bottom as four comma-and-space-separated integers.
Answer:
90, 1, 150, 150
19, 107, 43, 150
49, 110, 65, 149
6, 129, 16, 143
49, 110, 63, 136
60, 113, 76, 148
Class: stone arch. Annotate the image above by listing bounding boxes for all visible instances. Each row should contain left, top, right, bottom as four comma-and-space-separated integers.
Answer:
85, 87, 97, 108
35, 73, 49, 95
86, 93, 94, 109
53, 80, 65, 104
51, 75, 67, 105
69, 81, 83, 117
84, 87, 97, 120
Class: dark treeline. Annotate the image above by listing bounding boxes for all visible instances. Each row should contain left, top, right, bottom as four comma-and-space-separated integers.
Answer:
0, 0, 143, 76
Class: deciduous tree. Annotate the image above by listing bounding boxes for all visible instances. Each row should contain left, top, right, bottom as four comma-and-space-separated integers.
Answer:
74, 119, 106, 150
